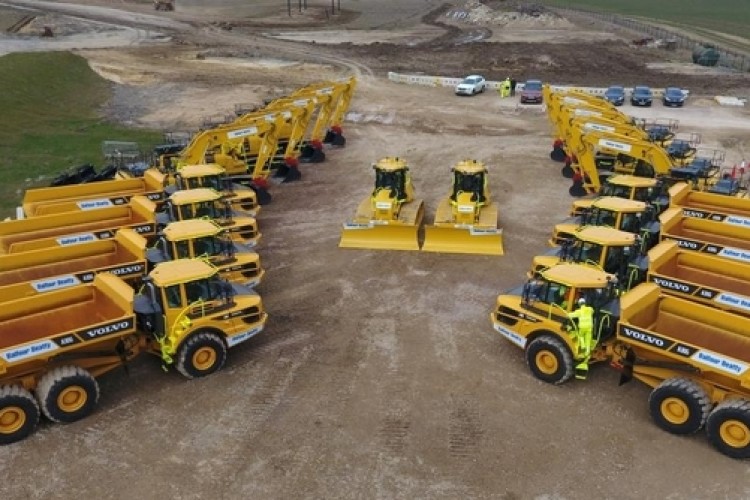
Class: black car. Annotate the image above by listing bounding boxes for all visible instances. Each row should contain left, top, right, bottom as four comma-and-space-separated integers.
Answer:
631, 86, 653, 107
603, 85, 625, 106
663, 87, 686, 107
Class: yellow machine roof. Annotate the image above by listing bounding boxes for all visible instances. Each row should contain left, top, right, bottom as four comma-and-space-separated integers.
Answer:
592, 196, 646, 211
606, 175, 659, 188
149, 258, 217, 286
374, 157, 408, 172
453, 159, 486, 174
575, 226, 636, 245
542, 263, 615, 287
168, 188, 221, 205
179, 164, 224, 177
163, 219, 222, 241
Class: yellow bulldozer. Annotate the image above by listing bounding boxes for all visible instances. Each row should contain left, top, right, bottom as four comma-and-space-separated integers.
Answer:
339, 157, 424, 251
422, 160, 504, 255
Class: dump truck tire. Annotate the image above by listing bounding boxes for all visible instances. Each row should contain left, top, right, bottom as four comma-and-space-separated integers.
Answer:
176, 332, 227, 379
36, 366, 100, 424
706, 399, 750, 459
525, 335, 574, 385
0, 385, 40, 445
648, 378, 711, 435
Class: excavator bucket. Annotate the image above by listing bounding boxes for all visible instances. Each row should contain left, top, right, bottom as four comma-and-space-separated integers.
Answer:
422, 199, 504, 255
339, 198, 423, 251
272, 164, 302, 183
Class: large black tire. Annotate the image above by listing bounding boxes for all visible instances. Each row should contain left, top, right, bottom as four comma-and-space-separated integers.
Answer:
525, 336, 574, 385
176, 332, 227, 379
36, 366, 100, 424
706, 399, 750, 459
0, 385, 40, 445
648, 378, 711, 435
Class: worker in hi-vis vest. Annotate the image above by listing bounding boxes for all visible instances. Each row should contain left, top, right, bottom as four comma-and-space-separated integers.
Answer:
568, 297, 595, 379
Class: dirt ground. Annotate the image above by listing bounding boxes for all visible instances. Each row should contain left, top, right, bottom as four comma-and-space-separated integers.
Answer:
2, 1, 750, 498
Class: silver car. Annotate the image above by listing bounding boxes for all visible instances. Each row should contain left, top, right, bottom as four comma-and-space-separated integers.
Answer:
455, 75, 486, 96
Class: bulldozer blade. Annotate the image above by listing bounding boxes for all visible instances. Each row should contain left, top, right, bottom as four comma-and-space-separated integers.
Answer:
422, 226, 504, 255
339, 223, 421, 251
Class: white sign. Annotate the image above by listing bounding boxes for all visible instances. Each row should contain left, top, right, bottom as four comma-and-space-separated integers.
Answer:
725, 215, 750, 229
692, 350, 749, 376
598, 139, 632, 153
717, 247, 750, 263
57, 233, 96, 246
493, 324, 527, 348
77, 198, 114, 210
227, 127, 258, 139
0, 339, 59, 363
227, 326, 264, 347
714, 292, 750, 312
31, 275, 81, 292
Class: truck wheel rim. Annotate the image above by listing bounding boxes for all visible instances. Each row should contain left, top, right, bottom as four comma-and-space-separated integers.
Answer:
58, 386, 87, 413
0, 407, 25, 434
661, 397, 689, 425
193, 347, 217, 370
720, 419, 750, 448
535, 351, 559, 375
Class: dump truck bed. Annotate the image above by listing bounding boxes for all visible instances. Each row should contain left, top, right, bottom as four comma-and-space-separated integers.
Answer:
0, 229, 146, 301
670, 182, 750, 220
659, 207, 750, 264
0, 197, 156, 254
647, 241, 750, 316
22, 171, 165, 217
0, 274, 134, 353
619, 284, 750, 381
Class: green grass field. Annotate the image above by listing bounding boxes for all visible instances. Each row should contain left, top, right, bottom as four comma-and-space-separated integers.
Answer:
0, 52, 161, 217
541, 0, 750, 41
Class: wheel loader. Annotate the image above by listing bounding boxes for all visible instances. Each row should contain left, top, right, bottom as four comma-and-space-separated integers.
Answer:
422, 160, 503, 255
338, 157, 424, 251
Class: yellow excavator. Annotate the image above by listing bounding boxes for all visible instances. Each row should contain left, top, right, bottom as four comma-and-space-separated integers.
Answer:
422, 160, 503, 255
339, 157, 424, 251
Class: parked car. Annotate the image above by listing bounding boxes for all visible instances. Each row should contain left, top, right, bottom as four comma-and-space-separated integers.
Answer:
603, 85, 626, 106
663, 87, 687, 107
631, 85, 653, 107
455, 75, 486, 96
519, 79, 543, 104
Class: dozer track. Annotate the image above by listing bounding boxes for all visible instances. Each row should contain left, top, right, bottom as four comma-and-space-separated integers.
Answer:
422, 198, 504, 255
339, 198, 424, 251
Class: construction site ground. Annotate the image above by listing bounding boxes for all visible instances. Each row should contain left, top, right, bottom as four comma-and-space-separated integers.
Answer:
1, 1, 750, 498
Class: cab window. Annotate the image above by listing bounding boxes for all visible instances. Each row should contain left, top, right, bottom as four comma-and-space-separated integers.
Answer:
175, 240, 191, 259
165, 285, 182, 308
185, 279, 212, 303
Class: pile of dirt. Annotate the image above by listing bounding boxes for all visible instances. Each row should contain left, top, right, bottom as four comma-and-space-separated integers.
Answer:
446, 1, 573, 29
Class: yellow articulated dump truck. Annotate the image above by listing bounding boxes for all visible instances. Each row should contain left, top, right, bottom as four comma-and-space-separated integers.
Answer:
339, 157, 424, 251
0, 196, 156, 255
670, 182, 750, 222
0, 229, 147, 302
422, 160, 503, 255
0, 258, 267, 445
20, 169, 166, 219
155, 188, 260, 246
659, 207, 750, 265
489, 265, 750, 458
147, 219, 264, 288
647, 240, 750, 317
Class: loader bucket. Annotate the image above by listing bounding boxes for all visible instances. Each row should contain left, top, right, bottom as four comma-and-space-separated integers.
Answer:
339, 223, 421, 251
422, 225, 504, 255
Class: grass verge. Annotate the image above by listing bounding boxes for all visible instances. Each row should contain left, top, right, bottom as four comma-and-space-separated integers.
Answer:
0, 51, 161, 217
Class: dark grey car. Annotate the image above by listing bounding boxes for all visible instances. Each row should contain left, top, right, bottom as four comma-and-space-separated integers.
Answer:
631, 86, 653, 107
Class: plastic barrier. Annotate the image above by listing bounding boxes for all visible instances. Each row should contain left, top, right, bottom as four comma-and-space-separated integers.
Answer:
387, 72, 693, 98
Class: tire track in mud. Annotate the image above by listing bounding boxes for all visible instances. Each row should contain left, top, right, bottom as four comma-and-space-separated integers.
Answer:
447, 397, 484, 459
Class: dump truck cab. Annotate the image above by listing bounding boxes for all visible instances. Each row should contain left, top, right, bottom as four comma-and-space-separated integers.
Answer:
339, 157, 424, 251
490, 264, 620, 384
571, 175, 669, 216
169, 164, 260, 216
552, 197, 659, 250
135, 259, 267, 376
147, 219, 264, 287
422, 159, 503, 255
156, 188, 260, 246
533, 226, 647, 290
